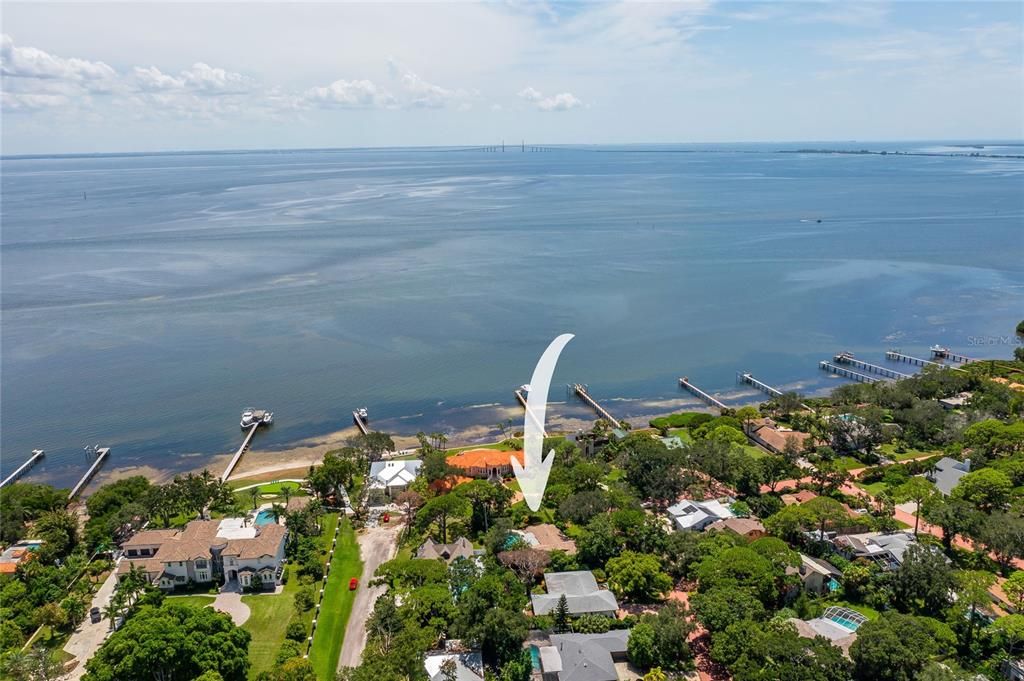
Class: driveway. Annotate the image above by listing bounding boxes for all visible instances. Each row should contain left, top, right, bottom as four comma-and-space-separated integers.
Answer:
212, 589, 251, 626
62, 565, 120, 680
337, 523, 401, 670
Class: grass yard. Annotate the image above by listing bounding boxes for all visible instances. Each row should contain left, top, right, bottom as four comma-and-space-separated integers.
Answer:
166, 595, 216, 608
309, 518, 362, 680
242, 574, 300, 678
856, 477, 888, 493
877, 443, 941, 462
833, 456, 865, 471
243, 513, 341, 679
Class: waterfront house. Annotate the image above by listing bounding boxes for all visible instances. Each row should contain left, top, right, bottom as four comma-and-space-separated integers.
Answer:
447, 449, 525, 480
532, 571, 619, 617
924, 457, 971, 496
119, 518, 286, 591
939, 392, 973, 410
416, 537, 476, 564
666, 498, 735, 532
368, 459, 422, 500
745, 418, 812, 454
538, 630, 630, 681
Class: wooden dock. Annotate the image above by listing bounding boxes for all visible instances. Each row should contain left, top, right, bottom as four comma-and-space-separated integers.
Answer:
678, 377, 727, 412
0, 450, 44, 489
886, 350, 967, 372
819, 361, 878, 383
220, 425, 259, 482
930, 346, 974, 364
69, 448, 109, 500
514, 388, 547, 437
737, 372, 783, 398
573, 384, 622, 427
833, 352, 910, 380
352, 410, 369, 436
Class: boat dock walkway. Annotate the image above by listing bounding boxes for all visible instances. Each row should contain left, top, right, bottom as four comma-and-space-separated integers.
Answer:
0, 450, 45, 489
679, 377, 727, 412
886, 350, 967, 372
737, 372, 783, 398
931, 346, 974, 364
514, 388, 547, 437
819, 361, 879, 383
69, 448, 110, 500
573, 384, 622, 427
833, 352, 910, 380
221, 425, 259, 482
352, 410, 369, 436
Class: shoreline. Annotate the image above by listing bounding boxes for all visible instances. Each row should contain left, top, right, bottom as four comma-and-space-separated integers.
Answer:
220, 381, 839, 484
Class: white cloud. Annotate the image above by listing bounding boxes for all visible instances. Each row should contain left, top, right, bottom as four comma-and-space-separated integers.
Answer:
304, 78, 394, 108
1, 33, 116, 85
518, 86, 582, 111
518, 86, 543, 102
538, 92, 582, 111
132, 63, 254, 95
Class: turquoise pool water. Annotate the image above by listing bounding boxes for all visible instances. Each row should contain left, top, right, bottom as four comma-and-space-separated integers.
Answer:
529, 646, 540, 670
254, 509, 276, 526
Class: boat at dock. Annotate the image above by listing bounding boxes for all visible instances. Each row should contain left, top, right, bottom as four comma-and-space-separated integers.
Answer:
241, 408, 273, 428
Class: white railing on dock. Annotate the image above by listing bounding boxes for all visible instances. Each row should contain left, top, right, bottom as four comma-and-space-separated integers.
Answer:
573, 384, 622, 427
69, 448, 110, 500
886, 350, 967, 373
514, 389, 547, 437
352, 411, 369, 435
678, 377, 727, 412
819, 361, 878, 383
221, 425, 259, 482
833, 352, 910, 380
0, 450, 45, 489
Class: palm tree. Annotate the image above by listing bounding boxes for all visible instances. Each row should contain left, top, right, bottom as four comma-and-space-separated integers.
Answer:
249, 487, 259, 511
270, 503, 286, 523
281, 485, 292, 509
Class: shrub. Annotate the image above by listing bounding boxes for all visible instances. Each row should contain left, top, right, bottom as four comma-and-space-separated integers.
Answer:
286, 621, 307, 641
275, 639, 304, 665
574, 614, 612, 634
293, 586, 315, 613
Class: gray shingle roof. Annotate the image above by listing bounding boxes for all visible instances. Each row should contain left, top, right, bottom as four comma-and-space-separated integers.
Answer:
544, 631, 630, 681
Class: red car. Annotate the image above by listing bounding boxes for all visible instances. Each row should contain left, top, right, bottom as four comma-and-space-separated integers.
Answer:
382, 513, 390, 523
349, 577, 358, 590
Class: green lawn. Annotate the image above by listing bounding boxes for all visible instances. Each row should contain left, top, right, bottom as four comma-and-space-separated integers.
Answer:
666, 428, 695, 442
856, 481, 888, 497
877, 444, 941, 462
834, 456, 865, 471
243, 514, 341, 679
166, 595, 215, 608
826, 600, 881, 621
309, 518, 362, 680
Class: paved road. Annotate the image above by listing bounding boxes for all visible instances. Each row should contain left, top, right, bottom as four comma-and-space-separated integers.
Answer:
337, 523, 401, 670
62, 565, 120, 680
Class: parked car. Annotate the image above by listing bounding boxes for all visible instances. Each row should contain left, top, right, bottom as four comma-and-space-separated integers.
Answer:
382, 512, 390, 523
90, 607, 101, 624
349, 577, 358, 590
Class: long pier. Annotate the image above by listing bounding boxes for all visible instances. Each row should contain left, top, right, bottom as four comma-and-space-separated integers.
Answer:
0, 450, 45, 489
220, 425, 259, 482
679, 377, 728, 412
69, 448, 110, 500
930, 346, 974, 364
514, 388, 547, 437
833, 352, 910, 380
352, 410, 369, 436
737, 372, 783, 398
886, 350, 967, 372
819, 361, 879, 383
573, 384, 621, 427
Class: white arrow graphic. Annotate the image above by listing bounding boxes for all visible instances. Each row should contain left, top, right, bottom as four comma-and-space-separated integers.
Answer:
512, 333, 574, 511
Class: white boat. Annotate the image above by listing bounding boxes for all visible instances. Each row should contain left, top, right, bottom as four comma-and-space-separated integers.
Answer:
262, 411, 273, 425
356, 407, 368, 420
240, 409, 256, 428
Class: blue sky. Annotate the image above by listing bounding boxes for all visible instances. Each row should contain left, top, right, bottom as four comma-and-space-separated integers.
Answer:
2, 1, 1022, 154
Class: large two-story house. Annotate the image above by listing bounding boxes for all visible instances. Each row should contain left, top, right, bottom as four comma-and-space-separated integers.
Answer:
118, 518, 287, 591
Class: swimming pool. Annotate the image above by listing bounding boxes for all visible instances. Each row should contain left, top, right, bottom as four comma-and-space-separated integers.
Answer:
254, 509, 277, 526
529, 645, 540, 670
822, 606, 867, 631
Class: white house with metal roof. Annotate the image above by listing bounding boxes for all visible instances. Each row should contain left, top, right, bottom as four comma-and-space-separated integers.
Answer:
666, 498, 735, 531
368, 459, 422, 501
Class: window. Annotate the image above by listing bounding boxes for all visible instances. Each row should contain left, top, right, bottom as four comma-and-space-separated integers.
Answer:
127, 549, 137, 557
195, 559, 208, 570
197, 571, 209, 582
